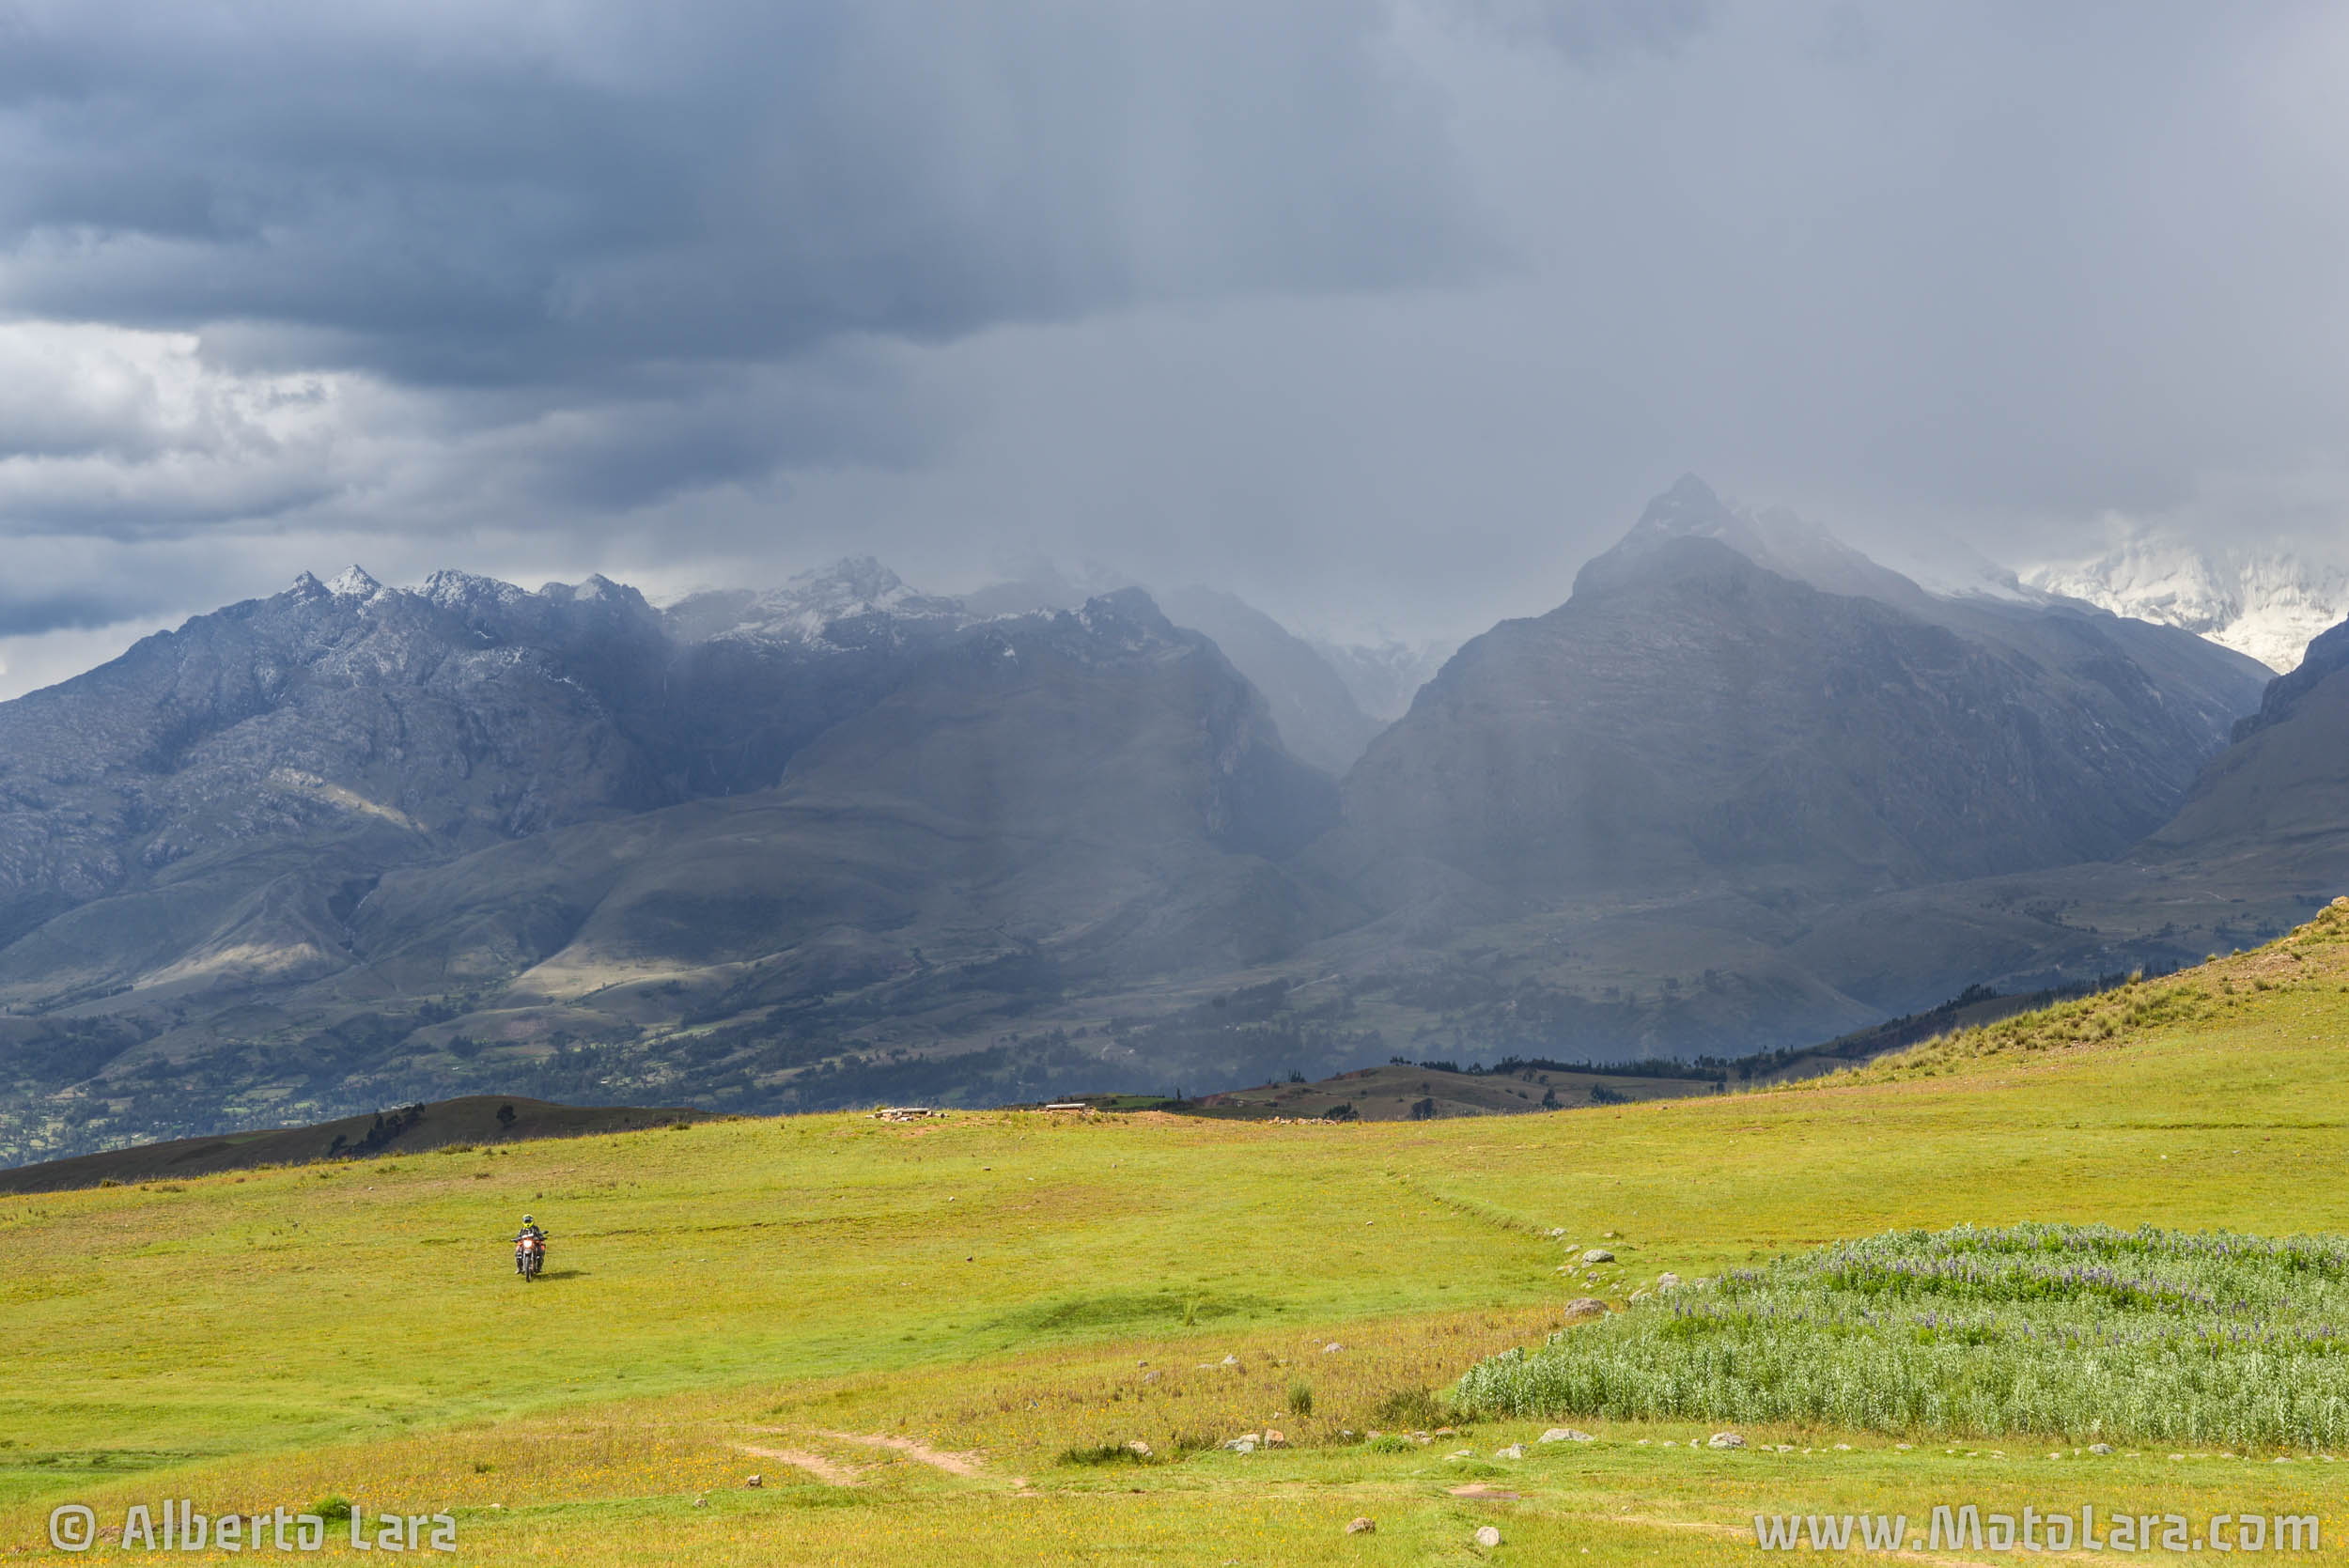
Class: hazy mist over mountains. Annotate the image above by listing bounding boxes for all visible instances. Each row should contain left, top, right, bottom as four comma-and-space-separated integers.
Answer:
11, 471, 2347, 1163
8, 5, 2349, 1161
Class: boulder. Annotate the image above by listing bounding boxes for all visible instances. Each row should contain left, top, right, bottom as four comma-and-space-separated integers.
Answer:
1562, 1296, 1610, 1321
1656, 1271, 1682, 1290
1707, 1432, 1746, 1450
2090, 1443, 2113, 1455
1494, 1444, 1525, 1459
1264, 1430, 1287, 1449
1539, 1428, 1596, 1444
745, 1475, 762, 1488
1127, 1440, 1152, 1458
1581, 1248, 1615, 1264
1474, 1525, 1503, 1547
1322, 1342, 1346, 1354
1346, 1518, 1377, 1535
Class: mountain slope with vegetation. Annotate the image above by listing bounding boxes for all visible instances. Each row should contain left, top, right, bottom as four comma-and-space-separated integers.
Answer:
6, 915, 2349, 1563
0, 477, 2322, 1157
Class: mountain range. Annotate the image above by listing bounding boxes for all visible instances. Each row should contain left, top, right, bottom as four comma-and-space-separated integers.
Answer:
4, 476, 2342, 1162
2027, 536, 2349, 673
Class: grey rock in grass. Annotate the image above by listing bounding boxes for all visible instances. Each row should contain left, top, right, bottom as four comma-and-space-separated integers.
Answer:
1539, 1428, 1595, 1444
745, 1475, 762, 1487
1581, 1248, 1615, 1264
2090, 1443, 2113, 1455
1562, 1296, 1610, 1321
1346, 1517, 1376, 1535
1707, 1432, 1747, 1450
1656, 1271, 1682, 1289
1474, 1525, 1502, 1546
1494, 1444, 1525, 1459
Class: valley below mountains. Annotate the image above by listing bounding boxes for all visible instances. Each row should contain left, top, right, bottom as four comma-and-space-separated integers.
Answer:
4, 478, 2344, 1162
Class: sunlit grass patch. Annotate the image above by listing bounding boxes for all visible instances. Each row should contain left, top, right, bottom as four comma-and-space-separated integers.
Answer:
1457, 1222, 2349, 1449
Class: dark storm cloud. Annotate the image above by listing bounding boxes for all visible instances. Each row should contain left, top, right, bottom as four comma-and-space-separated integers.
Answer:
1, 0, 2346, 694
0, 1, 1476, 387
0, 585, 168, 637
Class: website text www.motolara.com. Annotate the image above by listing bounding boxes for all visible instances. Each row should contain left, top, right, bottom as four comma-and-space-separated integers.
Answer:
1753, 1502, 2320, 1554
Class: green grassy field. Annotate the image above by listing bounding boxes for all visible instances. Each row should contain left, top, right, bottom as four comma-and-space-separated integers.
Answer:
10, 908, 2349, 1562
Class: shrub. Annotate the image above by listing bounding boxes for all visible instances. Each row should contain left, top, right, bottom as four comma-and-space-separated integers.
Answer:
1371, 1386, 1448, 1430
308, 1498, 352, 1524
1455, 1222, 2349, 1450
1286, 1381, 1315, 1417
1056, 1442, 1151, 1467
1364, 1434, 1415, 1454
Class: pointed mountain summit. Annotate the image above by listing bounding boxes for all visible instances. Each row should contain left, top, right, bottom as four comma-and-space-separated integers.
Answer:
1335, 479, 2268, 903
1579, 474, 1926, 606
327, 565, 381, 598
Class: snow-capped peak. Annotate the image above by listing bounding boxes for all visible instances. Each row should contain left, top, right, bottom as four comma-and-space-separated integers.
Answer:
418, 569, 528, 611
677, 557, 968, 646
2025, 536, 2349, 673
327, 565, 381, 599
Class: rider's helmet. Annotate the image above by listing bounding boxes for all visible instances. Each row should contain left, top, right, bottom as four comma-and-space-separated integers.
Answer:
521, 1214, 535, 1226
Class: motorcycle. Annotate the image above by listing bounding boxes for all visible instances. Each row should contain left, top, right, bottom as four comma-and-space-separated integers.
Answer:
514, 1230, 549, 1281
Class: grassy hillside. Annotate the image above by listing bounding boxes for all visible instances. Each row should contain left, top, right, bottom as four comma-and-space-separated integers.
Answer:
10, 907, 2349, 1562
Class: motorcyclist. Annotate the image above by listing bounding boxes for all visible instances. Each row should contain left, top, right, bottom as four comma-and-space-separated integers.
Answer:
513, 1214, 549, 1275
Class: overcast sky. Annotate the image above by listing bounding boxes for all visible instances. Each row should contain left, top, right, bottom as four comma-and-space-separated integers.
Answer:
1, 0, 2346, 694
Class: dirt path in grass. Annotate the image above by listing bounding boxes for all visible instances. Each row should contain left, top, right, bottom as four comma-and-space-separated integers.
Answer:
740, 1445, 861, 1487
814, 1431, 990, 1478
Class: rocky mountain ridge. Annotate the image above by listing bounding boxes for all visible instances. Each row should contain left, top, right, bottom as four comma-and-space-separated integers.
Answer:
0, 479, 2328, 1161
